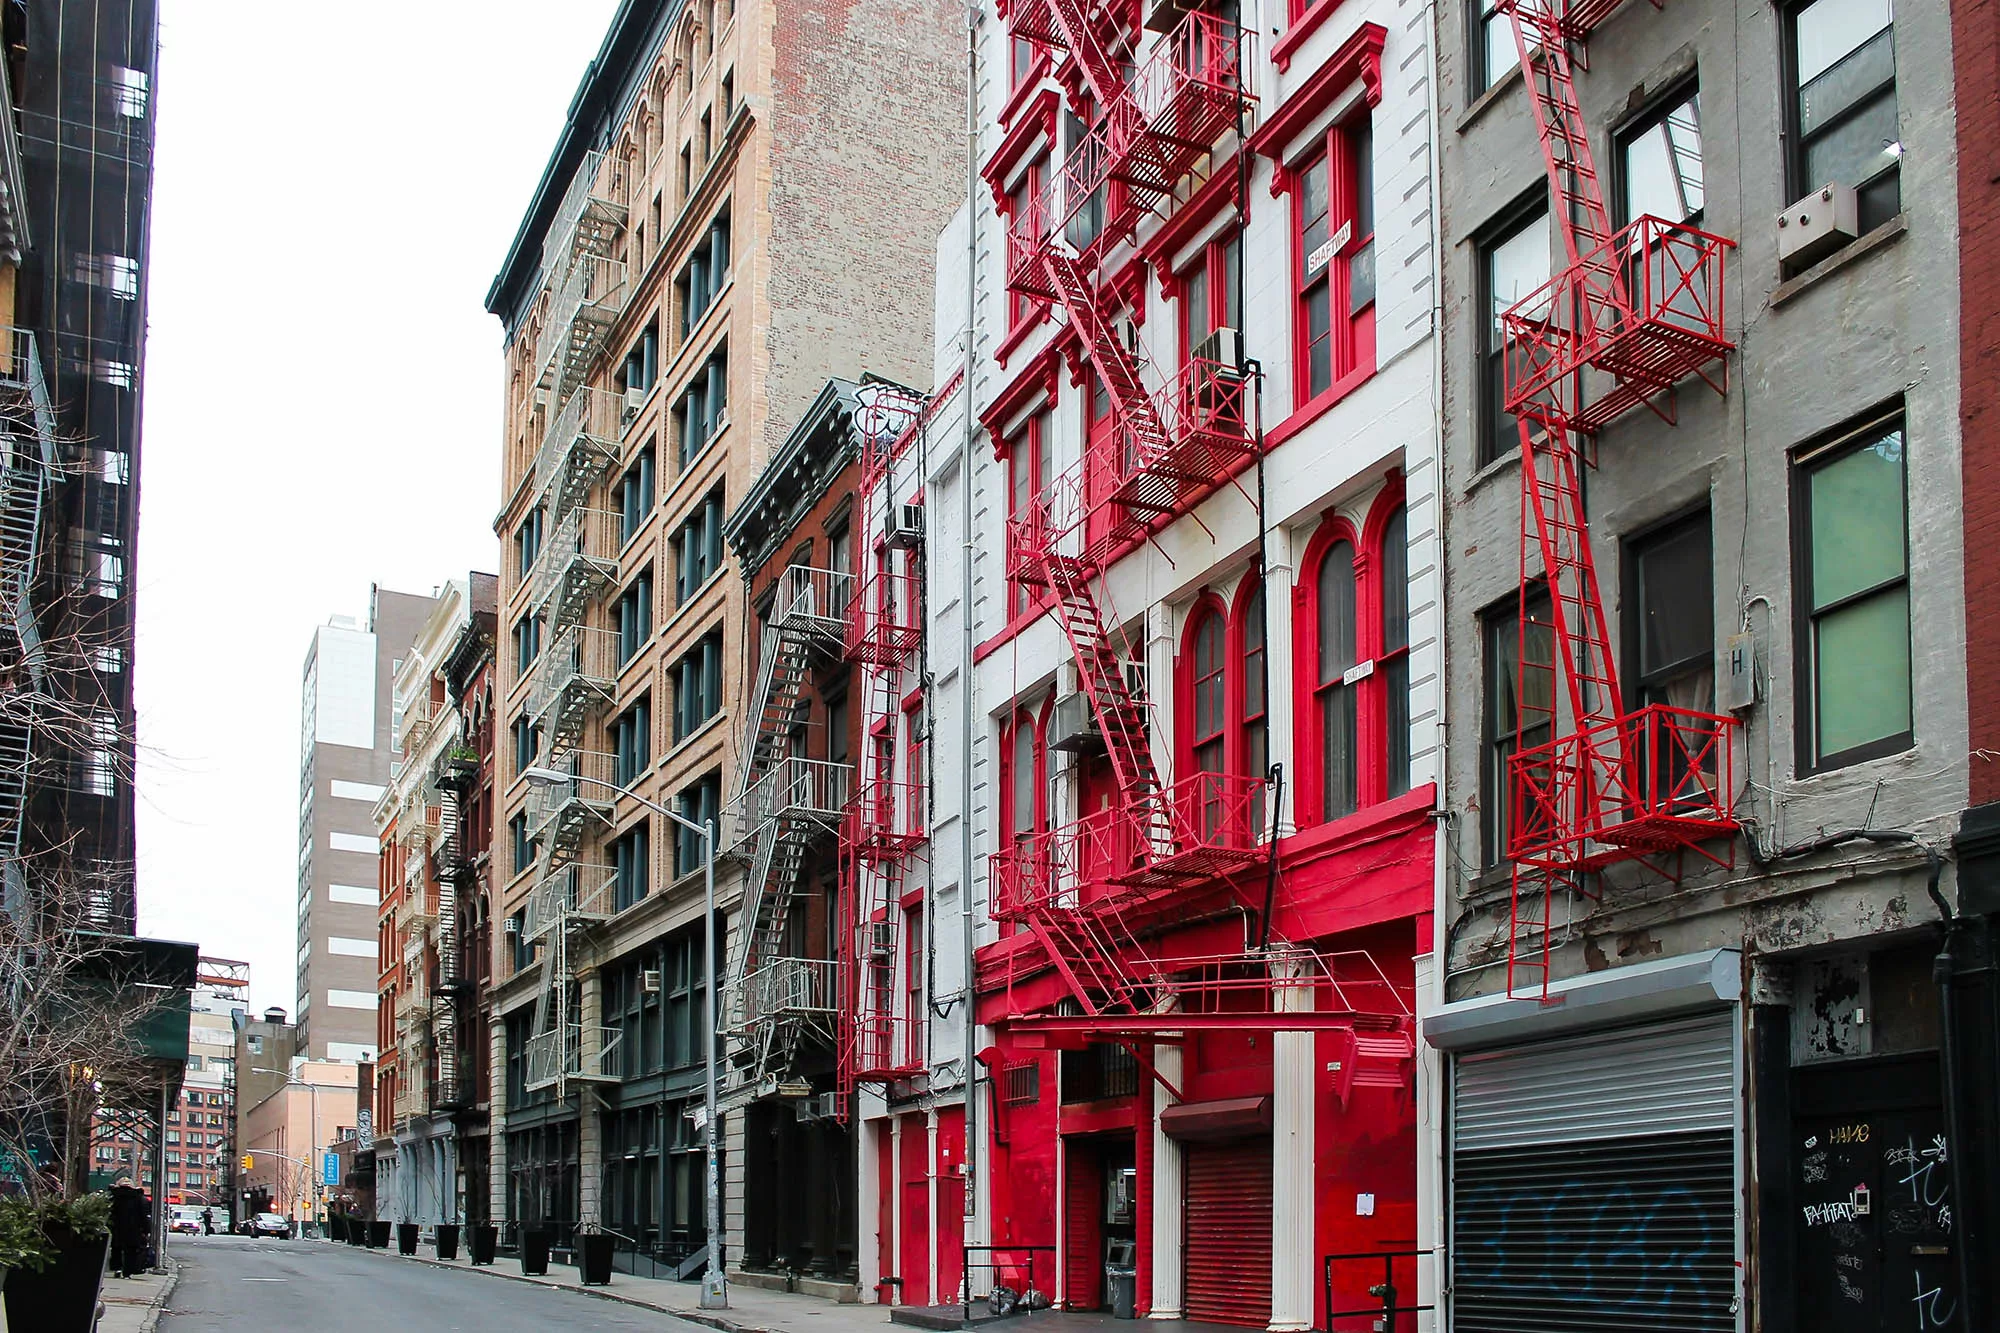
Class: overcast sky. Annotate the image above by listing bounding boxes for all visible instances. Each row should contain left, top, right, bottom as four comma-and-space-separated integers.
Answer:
134, 1, 623, 1013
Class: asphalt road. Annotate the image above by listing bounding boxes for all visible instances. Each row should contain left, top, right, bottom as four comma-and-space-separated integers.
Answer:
161, 1233, 688, 1331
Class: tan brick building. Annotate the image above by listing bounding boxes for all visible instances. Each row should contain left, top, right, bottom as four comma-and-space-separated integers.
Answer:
481, 0, 965, 1279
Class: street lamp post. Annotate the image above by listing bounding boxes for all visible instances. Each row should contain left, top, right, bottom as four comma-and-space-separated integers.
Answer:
522, 765, 726, 1310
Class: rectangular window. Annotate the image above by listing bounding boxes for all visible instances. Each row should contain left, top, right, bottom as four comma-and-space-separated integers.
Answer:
620, 325, 659, 396
676, 212, 730, 338
510, 813, 532, 877
904, 906, 924, 1066
675, 488, 727, 604
672, 631, 724, 741
1180, 231, 1243, 369
1478, 204, 1551, 466
1010, 33, 1038, 87
613, 694, 652, 785
1293, 117, 1374, 406
1625, 510, 1715, 711
1007, 163, 1044, 328
620, 447, 657, 544
1006, 411, 1053, 619
1482, 589, 1555, 865
1063, 107, 1107, 252
515, 507, 545, 576
675, 352, 729, 468
1796, 414, 1911, 768
617, 570, 655, 664
675, 773, 722, 877
512, 716, 539, 776
1786, 0, 1899, 235
1474, 0, 1525, 93
1619, 88, 1706, 225
513, 614, 542, 674
612, 820, 651, 912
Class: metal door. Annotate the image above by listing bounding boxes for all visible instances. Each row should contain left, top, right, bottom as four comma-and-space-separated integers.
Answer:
1184, 1137, 1272, 1326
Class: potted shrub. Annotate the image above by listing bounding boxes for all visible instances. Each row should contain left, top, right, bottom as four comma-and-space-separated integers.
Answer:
577, 1225, 614, 1286
521, 1226, 552, 1276
1, 1194, 112, 1333
396, 1221, 419, 1255
434, 1223, 460, 1261
469, 1221, 498, 1266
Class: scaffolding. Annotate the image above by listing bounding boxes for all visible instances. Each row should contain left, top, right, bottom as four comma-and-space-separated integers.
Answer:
1494, 0, 1740, 999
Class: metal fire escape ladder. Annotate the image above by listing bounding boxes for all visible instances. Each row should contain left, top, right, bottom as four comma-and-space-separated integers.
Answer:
0, 333, 56, 868
1009, 0, 1132, 116
431, 751, 480, 1113
736, 622, 814, 805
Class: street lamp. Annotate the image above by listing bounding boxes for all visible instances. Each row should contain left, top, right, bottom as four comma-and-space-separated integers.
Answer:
521, 765, 726, 1310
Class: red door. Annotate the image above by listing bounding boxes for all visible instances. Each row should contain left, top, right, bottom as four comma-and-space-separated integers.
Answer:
876, 1122, 895, 1304
1184, 1138, 1273, 1326
935, 1108, 965, 1307
899, 1118, 930, 1305
1064, 1146, 1104, 1310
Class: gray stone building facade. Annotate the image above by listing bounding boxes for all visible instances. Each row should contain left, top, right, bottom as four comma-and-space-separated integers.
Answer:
1422, 0, 1970, 1327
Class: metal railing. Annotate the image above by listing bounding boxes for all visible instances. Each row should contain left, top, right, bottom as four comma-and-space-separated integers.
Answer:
525, 860, 619, 941
525, 625, 622, 730
536, 253, 629, 399
532, 386, 622, 520
1322, 1248, 1433, 1333
523, 749, 620, 839
523, 1024, 624, 1089
528, 506, 622, 620
731, 956, 839, 1030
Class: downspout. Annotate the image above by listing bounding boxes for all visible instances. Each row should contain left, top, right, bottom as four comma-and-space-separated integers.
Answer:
960, 0, 983, 1306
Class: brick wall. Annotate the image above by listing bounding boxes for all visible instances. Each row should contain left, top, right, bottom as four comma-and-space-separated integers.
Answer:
1958, 0, 2000, 805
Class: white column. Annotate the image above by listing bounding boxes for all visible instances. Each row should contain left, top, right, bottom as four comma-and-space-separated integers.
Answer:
859, 1115, 883, 1302
927, 1108, 942, 1304
577, 969, 603, 1226
1147, 1039, 1185, 1320
489, 1014, 508, 1228
1414, 948, 1442, 1333
1147, 603, 1176, 785
1264, 525, 1299, 837
1269, 954, 1315, 1331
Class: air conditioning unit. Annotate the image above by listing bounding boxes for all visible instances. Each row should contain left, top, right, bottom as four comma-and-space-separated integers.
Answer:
622, 386, 647, 425
884, 502, 924, 549
503, 917, 520, 937
1191, 326, 1244, 377
1777, 183, 1860, 269
1047, 663, 1148, 753
642, 968, 662, 994
868, 921, 897, 959
796, 1091, 840, 1122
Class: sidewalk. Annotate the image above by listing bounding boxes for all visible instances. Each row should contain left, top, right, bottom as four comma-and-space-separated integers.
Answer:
345, 1239, 897, 1333
94, 1260, 178, 1333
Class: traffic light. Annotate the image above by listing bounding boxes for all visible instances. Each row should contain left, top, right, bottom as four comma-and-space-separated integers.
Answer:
241, 1154, 253, 1171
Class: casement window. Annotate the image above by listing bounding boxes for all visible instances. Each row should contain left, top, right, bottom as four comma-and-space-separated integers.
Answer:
1482, 587, 1555, 866
903, 703, 925, 832
1473, 0, 1524, 93
1296, 490, 1414, 825
1010, 33, 1038, 87
512, 716, 539, 776
1063, 107, 1108, 252
998, 700, 1048, 863
611, 820, 651, 912
674, 772, 722, 876
1478, 203, 1551, 466
1625, 510, 1715, 712
677, 211, 731, 339
1006, 410, 1053, 618
515, 507, 545, 576
616, 570, 654, 664
1786, 0, 1899, 236
675, 352, 729, 469
672, 631, 724, 741
1188, 607, 1227, 777
620, 324, 659, 396
613, 694, 652, 785
1007, 164, 1044, 328
903, 906, 925, 1066
1618, 89, 1705, 226
619, 446, 657, 544
1292, 117, 1374, 406
513, 614, 542, 674
1795, 413, 1911, 769
509, 813, 532, 877
674, 488, 726, 604
1180, 230, 1243, 368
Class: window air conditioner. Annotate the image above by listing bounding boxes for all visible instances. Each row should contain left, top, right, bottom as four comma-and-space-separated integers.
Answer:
1191, 327, 1244, 377
622, 386, 647, 425
1777, 183, 1859, 270
868, 921, 897, 959
797, 1090, 839, 1122
884, 502, 924, 550
1047, 663, 1148, 754
642, 968, 662, 994
503, 917, 520, 936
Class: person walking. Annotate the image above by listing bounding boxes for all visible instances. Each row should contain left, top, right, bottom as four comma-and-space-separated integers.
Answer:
108, 1177, 149, 1278
200, 1206, 214, 1236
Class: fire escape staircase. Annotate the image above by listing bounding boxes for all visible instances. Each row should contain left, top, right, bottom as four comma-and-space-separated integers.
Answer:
430, 751, 481, 1114
1495, 0, 1741, 1000
0, 333, 56, 869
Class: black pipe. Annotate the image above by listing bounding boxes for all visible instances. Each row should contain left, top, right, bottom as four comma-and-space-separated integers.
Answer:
1258, 764, 1286, 949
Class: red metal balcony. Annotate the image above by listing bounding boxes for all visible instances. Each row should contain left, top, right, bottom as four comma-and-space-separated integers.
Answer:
844, 566, 922, 666
1506, 702, 1738, 873
845, 778, 926, 861
1501, 215, 1735, 435
1112, 13, 1253, 201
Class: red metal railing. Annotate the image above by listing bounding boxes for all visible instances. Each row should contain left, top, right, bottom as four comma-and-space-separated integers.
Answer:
844, 566, 922, 665
1501, 215, 1735, 434
1507, 702, 1737, 872
846, 778, 926, 860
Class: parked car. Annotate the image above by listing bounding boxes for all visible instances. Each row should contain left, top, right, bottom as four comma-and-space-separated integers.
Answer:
247, 1212, 291, 1239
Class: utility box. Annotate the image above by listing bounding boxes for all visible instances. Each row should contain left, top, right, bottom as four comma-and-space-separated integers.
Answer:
1777, 183, 1859, 270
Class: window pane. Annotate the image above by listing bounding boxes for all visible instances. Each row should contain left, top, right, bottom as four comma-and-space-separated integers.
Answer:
1488, 211, 1551, 344
1634, 518, 1713, 679
1795, 0, 1894, 85
1380, 507, 1408, 652
1810, 429, 1905, 609
1243, 587, 1265, 718
1305, 284, 1333, 397
1221, 234, 1242, 329
1802, 91, 1900, 193
1184, 264, 1209, 346
1321, 684, 1357, 819
1815, 586, 1910, 756
1317, 541, 1356, 681
1012, 722, 1036, 835
1799, 25, 1895, 138
1386, 655, 1411, 797
1300, 158, 1330, 259
1623, 94, 1705, 223
1481, 8, 1517, 91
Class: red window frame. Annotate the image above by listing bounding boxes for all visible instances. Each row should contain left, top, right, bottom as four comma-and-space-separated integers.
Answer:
1292, 477, 1411, 827
870, 723, 896, 831
1177, 230, 1242, 372
996, 699, 1049, 931
1007, 161, 1044, 331
903, 700, 925, 835
1187, 600, 1228, 777
1290, 115, 1376, 411
903, 905, 924, 1067
1007, 410, 1052, 619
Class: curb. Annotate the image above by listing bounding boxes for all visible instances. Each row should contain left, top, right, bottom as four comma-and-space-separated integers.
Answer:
349, 1241, 783, 1333
137, 1253, 180, 1333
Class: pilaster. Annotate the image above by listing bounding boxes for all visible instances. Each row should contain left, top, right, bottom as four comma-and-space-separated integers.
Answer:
1270, 953, 1315, 1331
1147, 1039, 1185, 1319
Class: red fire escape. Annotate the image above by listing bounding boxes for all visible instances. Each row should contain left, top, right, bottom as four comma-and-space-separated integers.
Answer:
1496, 0, 1741, 999
989, 5, 1412, 1068
837, 383, 936, 1112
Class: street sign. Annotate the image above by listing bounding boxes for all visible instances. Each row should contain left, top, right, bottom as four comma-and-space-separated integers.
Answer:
322, 1152, 339, 1186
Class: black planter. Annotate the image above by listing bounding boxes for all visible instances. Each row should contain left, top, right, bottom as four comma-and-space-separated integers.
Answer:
331, 1215, 350, 1243
3, 1231, 108, 1333
396, 1223, 420, 1255
346, 1219, 366, 1246
434, 1224, 460, 1260
578, 1232, 614, 1286
369, 1220, 392, 1249
469, 1224, 498, 1266
521, 1227, 552, 1276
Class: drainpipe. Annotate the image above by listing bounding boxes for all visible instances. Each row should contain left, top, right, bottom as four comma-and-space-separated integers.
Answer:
960, 0, 983, 1305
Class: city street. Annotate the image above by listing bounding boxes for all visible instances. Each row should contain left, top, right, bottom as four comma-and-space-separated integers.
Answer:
160, 1235, 683, 1331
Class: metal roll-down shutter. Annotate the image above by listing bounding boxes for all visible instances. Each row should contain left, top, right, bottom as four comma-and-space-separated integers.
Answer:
1184, 1138, 1272, 1327
1450, 1011, 1739, 1332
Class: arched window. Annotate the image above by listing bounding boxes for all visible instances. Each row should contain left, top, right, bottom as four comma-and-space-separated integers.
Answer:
1189, 604, 1226, 776
1379, 503, 1410, 797
1315, 537, 1359, 820
1238, 579, 1268, 827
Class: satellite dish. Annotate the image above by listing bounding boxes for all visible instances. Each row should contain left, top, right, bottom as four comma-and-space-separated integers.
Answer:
853, 382, 921, 444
